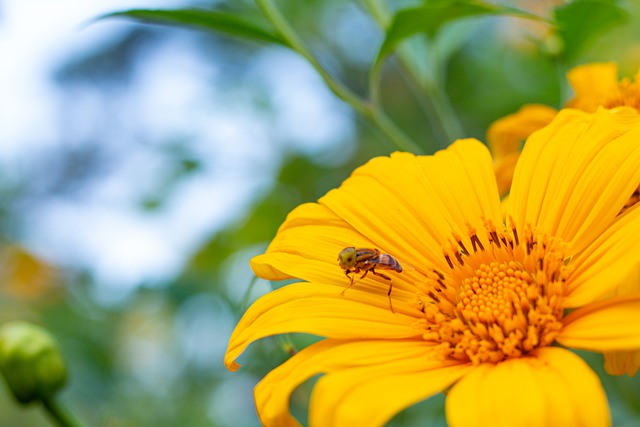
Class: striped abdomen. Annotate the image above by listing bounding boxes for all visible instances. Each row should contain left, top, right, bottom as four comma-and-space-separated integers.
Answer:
376, 254, 403, 272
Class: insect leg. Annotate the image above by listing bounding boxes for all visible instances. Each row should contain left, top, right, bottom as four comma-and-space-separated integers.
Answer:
371, 270, 391, 281
371, 268, 394, 312
341, 270, 356, 296
387, 281, 394, 313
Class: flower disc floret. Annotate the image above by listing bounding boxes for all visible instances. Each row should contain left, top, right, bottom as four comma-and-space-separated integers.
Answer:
419, 222, 570, 365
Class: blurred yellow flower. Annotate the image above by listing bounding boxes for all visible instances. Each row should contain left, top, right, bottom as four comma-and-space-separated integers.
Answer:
566, 62, 640, 112
0, 246, 59, 300
225, 108, 640, 427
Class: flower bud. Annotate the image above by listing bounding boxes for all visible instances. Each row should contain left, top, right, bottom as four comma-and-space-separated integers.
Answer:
0, 321, 67, 404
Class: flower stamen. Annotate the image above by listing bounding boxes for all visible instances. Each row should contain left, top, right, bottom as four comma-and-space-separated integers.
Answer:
418, 220, 571, 365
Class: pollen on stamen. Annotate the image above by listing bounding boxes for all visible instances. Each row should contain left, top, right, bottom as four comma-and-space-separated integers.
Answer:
419, 221, 570, 365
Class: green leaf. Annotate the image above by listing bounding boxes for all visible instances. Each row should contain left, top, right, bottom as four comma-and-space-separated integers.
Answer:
98, 9, 288, 46
374, 1, 545, 70
368, 1, 547, 105
553, 0, 627, 60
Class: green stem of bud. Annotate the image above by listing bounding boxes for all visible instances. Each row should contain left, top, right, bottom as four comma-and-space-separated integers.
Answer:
41, 397, 86, 427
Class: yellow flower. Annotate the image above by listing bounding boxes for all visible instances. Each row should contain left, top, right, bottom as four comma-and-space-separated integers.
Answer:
489, 62, 640, 201
225, 108, 640, 427
566, 62, 640, 112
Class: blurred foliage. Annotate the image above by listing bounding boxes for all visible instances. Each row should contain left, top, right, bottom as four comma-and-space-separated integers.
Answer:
1, 0, 640, 426
101, 9, 288, 46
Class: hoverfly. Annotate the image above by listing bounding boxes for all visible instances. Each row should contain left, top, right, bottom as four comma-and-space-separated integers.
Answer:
337, 247, 403, 312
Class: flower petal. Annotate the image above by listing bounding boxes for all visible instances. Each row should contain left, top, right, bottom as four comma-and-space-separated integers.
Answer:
509, 107, 640, 253
446, 347, 609, 427
251, 203, 362, 281
566, 62, 619, 112
494, 152, 520, 198
224, 283, 421, 371
254, 338, 446, 427
557, 294, 640, 352
320, 140, 502, 272
250, 203, 422, 299
603, 350, 640, 376
487, 104, 557, 162
309, 356, 471, 427
566, 206, 640, 306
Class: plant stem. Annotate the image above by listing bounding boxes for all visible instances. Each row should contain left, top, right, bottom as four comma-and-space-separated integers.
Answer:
369, 106, 417, 152
554, 58, 568, 104
256, 0, 423, 153
426, 41, 465, 141
362, 0, 465, 146
240, 275, 259, 310
364, 0, 390, 27
41, 397, 86, 427
258, 0, 364, 112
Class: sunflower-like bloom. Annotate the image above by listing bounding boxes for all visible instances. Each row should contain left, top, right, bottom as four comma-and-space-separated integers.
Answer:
225, 107, 640, 427
489, 62, 640, 208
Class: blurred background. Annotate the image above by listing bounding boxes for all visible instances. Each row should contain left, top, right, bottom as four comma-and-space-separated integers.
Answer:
0, 0, 639, 426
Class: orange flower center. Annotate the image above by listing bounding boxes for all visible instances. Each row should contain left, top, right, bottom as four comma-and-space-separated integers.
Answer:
601, 77, 640, 110
417, 221, 571, 365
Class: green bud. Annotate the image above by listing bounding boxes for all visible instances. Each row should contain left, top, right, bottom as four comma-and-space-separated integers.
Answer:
0, 321, 68, 404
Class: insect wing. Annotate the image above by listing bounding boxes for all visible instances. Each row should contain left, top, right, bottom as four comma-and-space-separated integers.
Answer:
392, 255, 415, 272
